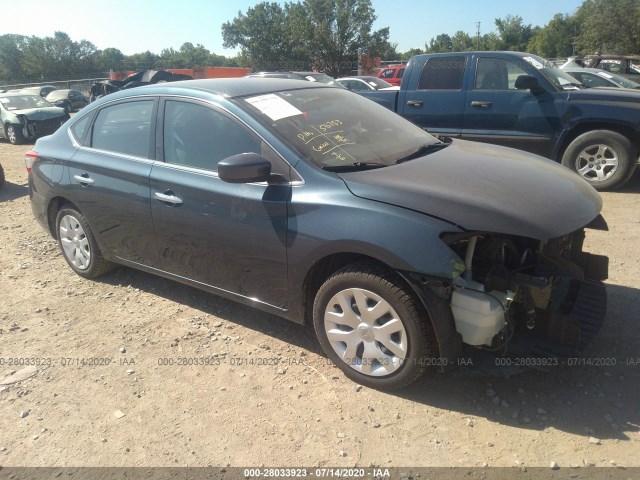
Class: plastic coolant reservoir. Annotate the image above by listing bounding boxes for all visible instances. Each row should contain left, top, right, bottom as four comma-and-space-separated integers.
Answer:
450, 283, 510, 346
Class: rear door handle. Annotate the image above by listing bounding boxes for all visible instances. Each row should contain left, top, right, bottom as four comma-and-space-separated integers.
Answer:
154, 191, 183, 206
471, 101, 492, 108
73, 174, 94, 185
407, 99, 423, 107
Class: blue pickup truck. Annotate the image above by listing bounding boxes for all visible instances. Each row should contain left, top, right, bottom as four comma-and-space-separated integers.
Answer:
360, 51, 640, 190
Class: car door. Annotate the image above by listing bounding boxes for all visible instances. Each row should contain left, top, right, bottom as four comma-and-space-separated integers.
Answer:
398, 55, 467, 137
462, 56, 563, 157
149, 98, 290, 310
66, 98, 160, 266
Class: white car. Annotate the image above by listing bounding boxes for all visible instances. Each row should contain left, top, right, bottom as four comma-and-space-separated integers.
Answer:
336, 76, 400, 92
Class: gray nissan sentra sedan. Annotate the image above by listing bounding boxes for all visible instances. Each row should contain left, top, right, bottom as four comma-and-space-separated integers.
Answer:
26, 79, 608, 390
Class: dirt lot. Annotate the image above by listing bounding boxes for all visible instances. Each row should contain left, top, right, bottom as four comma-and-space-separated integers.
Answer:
0, 139, 639, 470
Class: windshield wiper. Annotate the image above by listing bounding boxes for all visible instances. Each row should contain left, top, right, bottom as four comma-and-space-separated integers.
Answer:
395, 142, 449, 164
322, 162, 387, 172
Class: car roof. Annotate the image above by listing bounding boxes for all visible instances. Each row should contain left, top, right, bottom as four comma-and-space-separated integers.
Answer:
338, 76, 377, 81
0, 92, 40, 98
90, 78, 330, 104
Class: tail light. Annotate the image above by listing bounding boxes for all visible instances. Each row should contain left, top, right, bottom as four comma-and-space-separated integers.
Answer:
25, 150, 38, 174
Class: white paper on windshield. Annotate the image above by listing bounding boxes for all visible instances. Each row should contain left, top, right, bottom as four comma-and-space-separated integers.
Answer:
523, 56, 545, 69
0, 98, 10, 104
244, 94, 303, 121
596, 72, 614, 79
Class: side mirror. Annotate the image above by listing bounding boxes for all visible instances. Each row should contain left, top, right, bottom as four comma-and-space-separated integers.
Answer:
515, 75, 545, 93
218, 153, 271, 184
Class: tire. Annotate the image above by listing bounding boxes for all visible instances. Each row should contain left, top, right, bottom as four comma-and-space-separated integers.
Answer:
561, 130, 637, 190
55, 206, 114, 278
313, 263, 436, 390
0, 164, 5, 188
6, 124, 24, 145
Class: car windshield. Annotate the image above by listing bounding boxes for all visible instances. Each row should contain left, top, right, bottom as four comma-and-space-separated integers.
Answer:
596, 71, 640, 88
0, 95, 53, 110
47, 91, 68, 100
239, 87, 439, 170
362, 77, 393, 89
522, 54, 583, 90
298, 73, 346, 89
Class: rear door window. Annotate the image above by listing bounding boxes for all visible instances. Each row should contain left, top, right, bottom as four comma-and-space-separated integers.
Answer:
418, 56, 466, 90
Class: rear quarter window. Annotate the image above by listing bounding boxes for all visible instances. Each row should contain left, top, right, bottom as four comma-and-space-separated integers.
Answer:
91, 100, 154, 158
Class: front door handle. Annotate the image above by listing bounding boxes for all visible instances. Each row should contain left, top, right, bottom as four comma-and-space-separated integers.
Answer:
73, 174, 94, 185
154, 191, 183, 206
407, 99, 423, 107
471, 100, 492, 108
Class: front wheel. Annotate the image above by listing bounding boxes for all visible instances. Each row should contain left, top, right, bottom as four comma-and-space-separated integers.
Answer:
6, 124, 24, 145
313, 263, 436, 390
561, 130, 637, 190
55, 207, 114, 278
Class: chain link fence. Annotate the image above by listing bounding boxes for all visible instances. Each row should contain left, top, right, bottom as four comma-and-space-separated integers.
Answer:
0, 77, 108, 96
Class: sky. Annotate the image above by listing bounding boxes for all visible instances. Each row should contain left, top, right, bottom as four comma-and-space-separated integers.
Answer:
4, 0, 585, 56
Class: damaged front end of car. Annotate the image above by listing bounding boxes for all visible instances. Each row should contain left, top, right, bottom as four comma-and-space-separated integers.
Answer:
437, 218, 608, 358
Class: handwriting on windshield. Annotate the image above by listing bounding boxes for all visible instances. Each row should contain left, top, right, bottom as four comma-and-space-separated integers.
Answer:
294, 119, 356, 163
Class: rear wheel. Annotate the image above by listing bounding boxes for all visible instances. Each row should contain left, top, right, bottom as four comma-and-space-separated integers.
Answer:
561, 130, 636, 190
55, 206, 114, 278
313, 263, 436, 390
6, 124, 24, 145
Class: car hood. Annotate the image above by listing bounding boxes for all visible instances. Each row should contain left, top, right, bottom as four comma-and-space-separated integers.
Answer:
12, 107, 66, 120
567, 86, 640, 103
339, 140, 602, 240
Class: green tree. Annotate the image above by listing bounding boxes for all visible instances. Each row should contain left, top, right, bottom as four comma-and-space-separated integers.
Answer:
366, 27, 398, 60
575, 0, 640, 54
426, 33, 453, 52
400, 47, 424, 62
0, 34, 27, 82
451, 31, 474, 51
290, 0, 384, 76
93, 47, 125, 73
158, 47, 185, 68
222, 2, 295, 70
528, 14, 578, 58
124, 51, 160, 70
495, 15, 534, 51
180, 42, 212, 67
480, 32, 502, 51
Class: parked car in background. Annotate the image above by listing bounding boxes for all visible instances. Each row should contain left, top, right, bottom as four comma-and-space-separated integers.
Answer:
377, 64, 406, 86
336, 76, 398, 91
560, 67, 640, 89
27, 78, 608, 390
19, 85, 58, 98
359, 51, 640, 190
45, 89, 90, 112
245, 71, 309, 80
583, 55, 640, 80
246, 71, 345, 88
0, 93, 69, 145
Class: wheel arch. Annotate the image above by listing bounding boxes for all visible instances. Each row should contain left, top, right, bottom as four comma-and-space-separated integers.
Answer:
46, 196, 79, 239
300, 252, 462, 363
557, 122, 640, 161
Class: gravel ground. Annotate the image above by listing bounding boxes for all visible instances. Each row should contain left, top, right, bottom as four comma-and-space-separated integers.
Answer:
0, 139, 639, 469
